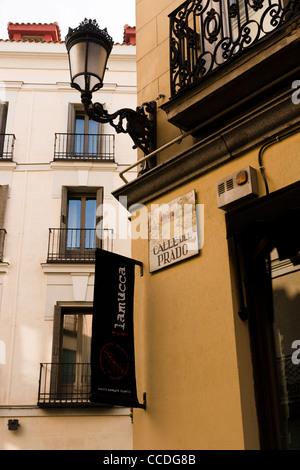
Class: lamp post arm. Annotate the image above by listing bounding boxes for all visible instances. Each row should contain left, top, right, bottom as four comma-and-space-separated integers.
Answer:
83, 97, 156, 157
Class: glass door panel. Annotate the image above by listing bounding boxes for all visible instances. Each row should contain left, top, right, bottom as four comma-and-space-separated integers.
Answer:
67, 198, 81, 249
60, 313, 93, 397
88, 119, 99, 155
75, 112, 99, 156
75, 116, 85, 155
85, 198, 96, 249
66, 196, 96, 255
271, 250, 300, 449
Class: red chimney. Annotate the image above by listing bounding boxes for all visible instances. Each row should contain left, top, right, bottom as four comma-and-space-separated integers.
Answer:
123, 25, 136, 45
7, 22, 61, 42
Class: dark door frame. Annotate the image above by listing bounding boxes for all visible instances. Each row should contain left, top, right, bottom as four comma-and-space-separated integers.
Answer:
226, 180, 300, 449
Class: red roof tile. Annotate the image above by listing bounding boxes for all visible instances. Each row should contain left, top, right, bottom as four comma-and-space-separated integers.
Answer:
7, 22, 62, 42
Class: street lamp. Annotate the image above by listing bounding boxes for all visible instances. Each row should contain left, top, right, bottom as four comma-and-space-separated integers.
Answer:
65, 19, 156, 160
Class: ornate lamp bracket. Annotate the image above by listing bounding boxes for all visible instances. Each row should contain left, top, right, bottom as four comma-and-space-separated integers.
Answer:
65, 18, 157, 166
82, 94, 157, 157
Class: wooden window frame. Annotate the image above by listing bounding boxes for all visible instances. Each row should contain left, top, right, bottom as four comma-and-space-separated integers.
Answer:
60, 186, 104, 255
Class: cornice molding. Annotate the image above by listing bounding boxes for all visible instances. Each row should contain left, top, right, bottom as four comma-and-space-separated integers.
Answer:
113, 87, 300, 207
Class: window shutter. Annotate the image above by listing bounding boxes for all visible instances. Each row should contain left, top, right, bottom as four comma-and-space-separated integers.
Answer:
67, 103, 76, 156
0, 103, 8, 156
0, 185, 8, 228
60, 186, 68, 229
96, 187, 104, 249
0, 102, 7, 134
59, 186, 68, 257
51, 304, 63, 364
50, 304, 62, 397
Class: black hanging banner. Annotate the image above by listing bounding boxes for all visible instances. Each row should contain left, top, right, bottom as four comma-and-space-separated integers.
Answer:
90, 248, 142, 407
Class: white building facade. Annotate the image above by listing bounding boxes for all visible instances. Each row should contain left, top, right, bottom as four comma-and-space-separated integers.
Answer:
0, 23, 136, 450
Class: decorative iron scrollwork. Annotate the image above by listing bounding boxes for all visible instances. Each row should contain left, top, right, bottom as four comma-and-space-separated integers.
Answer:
83, 99, 156, 157
169, 0, 300, 96
204, 8, 221, 44
67, 18, 114, 46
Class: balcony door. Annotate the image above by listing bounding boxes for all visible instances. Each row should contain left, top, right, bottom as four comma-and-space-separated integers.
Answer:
51, 306, 93, 401
67, 104, 103, 158
74, 110, 100, 157
67, 194, 97, 252
60, 186, 103, 260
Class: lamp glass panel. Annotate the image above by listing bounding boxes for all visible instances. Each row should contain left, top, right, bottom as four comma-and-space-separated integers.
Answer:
87, 42, 108, 82
88, 75, 101, 92
73, 74, 86, 92
69, 41, 87, 81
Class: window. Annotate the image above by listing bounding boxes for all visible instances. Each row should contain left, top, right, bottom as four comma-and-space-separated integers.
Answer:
74, 109, 100, 156
47, 186, 114, 262
67, 195, 97, 250
49, 305, 93, 402
54, 103, 114, 162
67, 104, 103, 158
60, 186, 103, 259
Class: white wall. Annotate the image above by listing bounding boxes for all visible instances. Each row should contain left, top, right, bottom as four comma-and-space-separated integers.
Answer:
0, 38, 137, 450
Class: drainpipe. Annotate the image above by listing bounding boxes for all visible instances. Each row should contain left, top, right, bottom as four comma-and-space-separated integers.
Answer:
258, 126, 300, 196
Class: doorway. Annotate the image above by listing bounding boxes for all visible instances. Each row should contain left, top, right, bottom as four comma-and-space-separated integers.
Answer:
227, 181, 300, 448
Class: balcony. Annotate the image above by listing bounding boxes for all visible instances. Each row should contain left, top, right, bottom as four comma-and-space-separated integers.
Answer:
163, 0, 300, 130
47, 228, 113, 263
38, 362, 94, 407
0, 134, 15, 160
169, 0, 299, 97
54, 133, 115, 161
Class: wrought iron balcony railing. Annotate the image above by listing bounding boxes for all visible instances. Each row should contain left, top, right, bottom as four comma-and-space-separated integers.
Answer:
54, 133, 115, 161
0, 134, 15, 160
47, 228, 114, 262
0, 229, 6, 261
38, 362, 94, 407
169, 0, 300, 96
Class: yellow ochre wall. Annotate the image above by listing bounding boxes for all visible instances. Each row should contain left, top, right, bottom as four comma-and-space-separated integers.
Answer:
132, 0, 300, 450
131, 132, 300, 449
